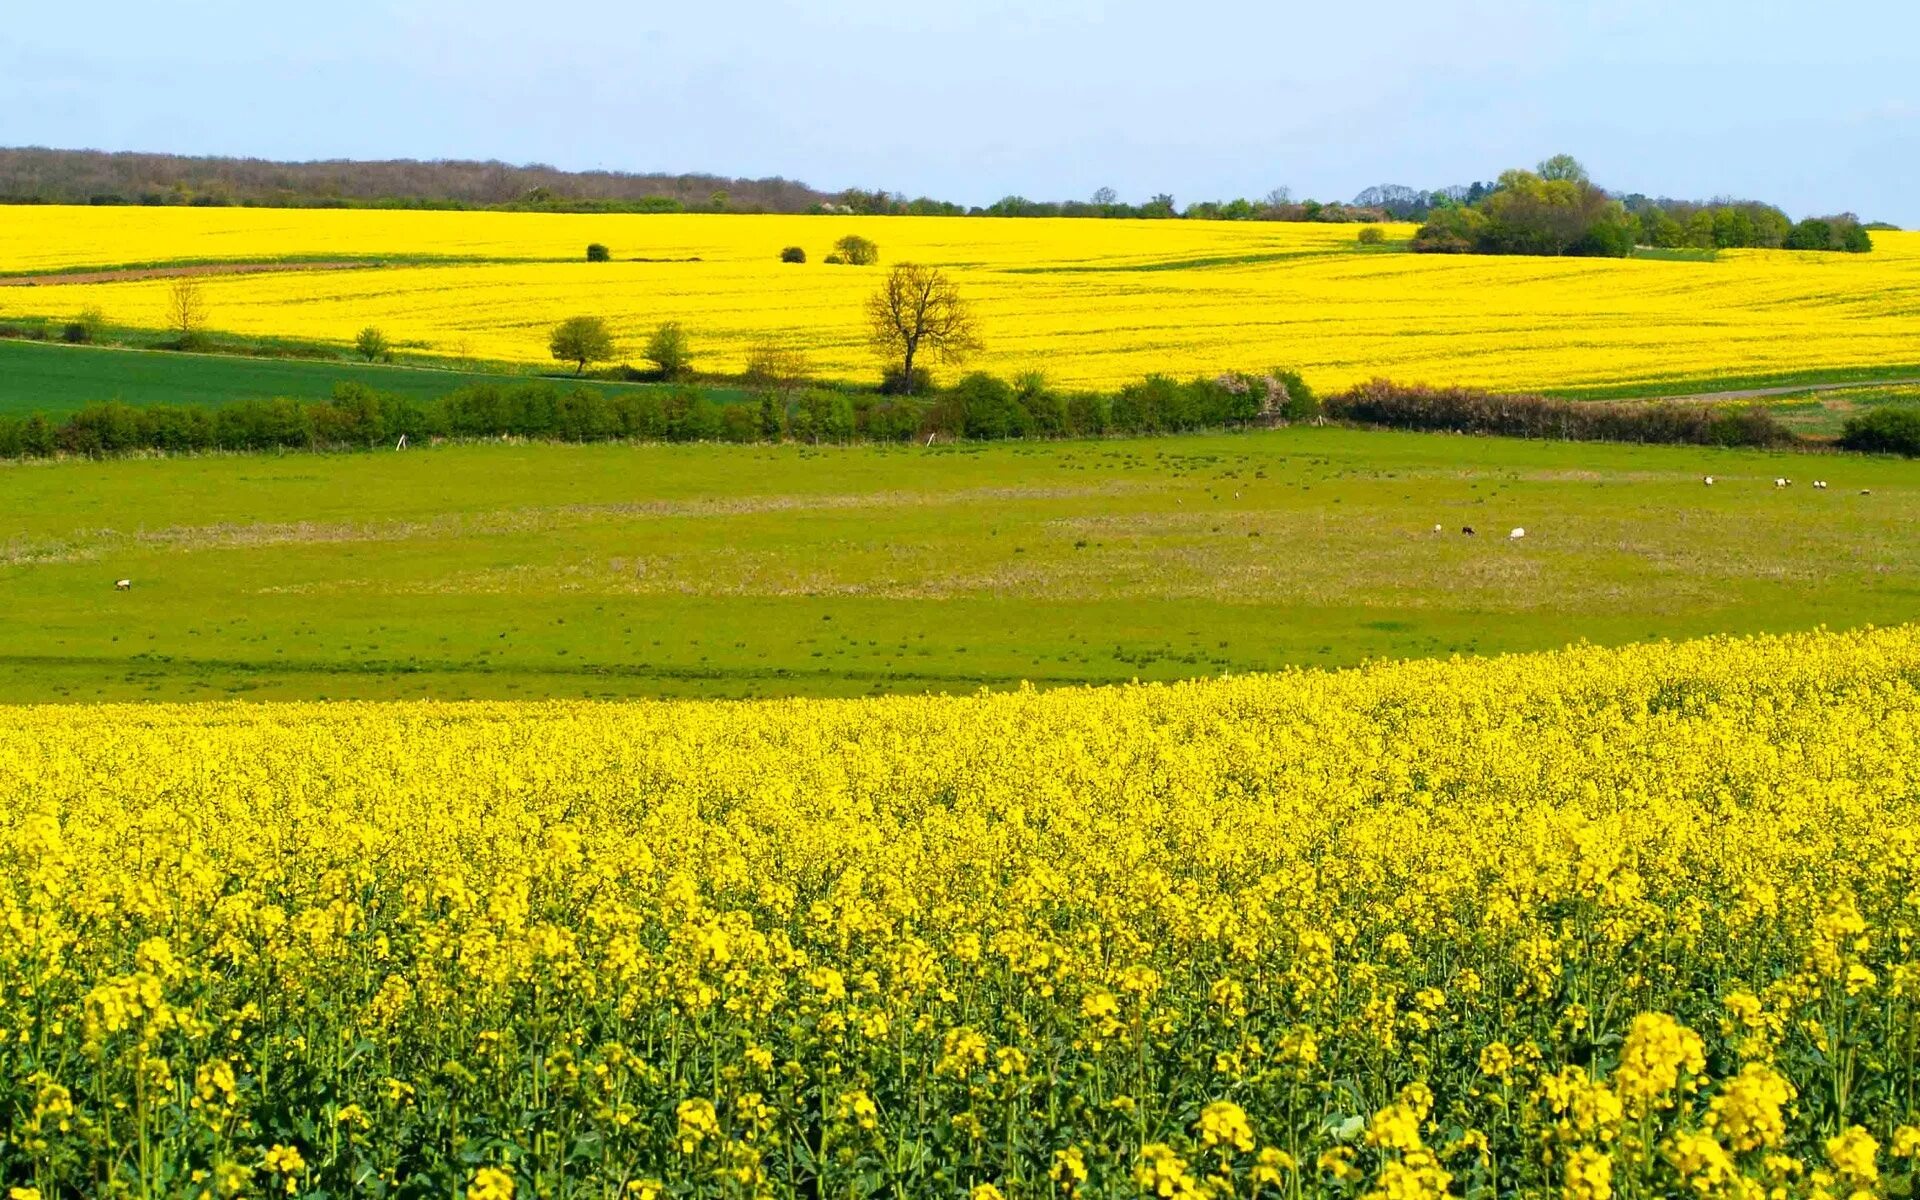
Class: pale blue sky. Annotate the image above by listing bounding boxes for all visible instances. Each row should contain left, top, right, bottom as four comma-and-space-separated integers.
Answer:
4, 0, 1916, 224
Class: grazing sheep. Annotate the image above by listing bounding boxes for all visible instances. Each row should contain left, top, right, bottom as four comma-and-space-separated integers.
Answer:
1462, 526, 1475, 536
114, 579, 131, 591
1813, 480, 1828, 489
1432, 523, 1443, 533
1775, 478, 1788, 488
1509, 527, 1526, 540
1704, 476, 1714, 486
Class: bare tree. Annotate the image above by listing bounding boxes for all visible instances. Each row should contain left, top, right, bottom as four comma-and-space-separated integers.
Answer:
1091, 186, 1118, 207
1264, 186, 1293, 207
866, 264, 981, 394
744, 340, 812, 436
166, 278, 209, 345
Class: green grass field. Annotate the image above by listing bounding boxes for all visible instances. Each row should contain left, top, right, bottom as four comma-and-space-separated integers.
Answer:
1749, 382, 1920, 437
0, 338, 678, 418
3, 427, 1916, 702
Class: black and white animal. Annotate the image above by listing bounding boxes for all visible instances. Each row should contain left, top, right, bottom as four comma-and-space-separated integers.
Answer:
1461, 526, 1475, 536
114, 578, 131, 591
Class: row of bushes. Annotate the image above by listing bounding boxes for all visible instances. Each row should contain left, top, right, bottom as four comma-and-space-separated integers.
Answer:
0, 370, 1320, 459
1838, 407, 1920, 457
1324, 380, 1799, 447
12, 375, 1914, 462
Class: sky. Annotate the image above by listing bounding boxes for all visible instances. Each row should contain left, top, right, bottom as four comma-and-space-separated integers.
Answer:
3, 0, 1917, 225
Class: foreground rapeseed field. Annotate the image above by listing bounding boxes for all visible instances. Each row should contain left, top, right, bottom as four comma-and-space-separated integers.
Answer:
3, 626, 1918, 1198
3, 207, 1919, 391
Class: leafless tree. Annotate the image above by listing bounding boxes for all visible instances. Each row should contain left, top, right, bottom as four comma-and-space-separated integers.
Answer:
865, 264, 981, 394
1264, 186, 1293, 208
166, 278, 208, 344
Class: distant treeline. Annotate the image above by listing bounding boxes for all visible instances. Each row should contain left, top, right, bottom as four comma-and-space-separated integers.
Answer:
10, 148, 1885, 240
1413, 156, 1874, 257
0, 147, 832, 214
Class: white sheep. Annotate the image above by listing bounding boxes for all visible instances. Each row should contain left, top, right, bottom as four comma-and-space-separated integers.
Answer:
1813, 480, 1828, 489
1433, 523, 1443, 533
1509, 527, 1526, 540
1703, 476, 1714, 486
114, 579, 131, 591
1774, 478, 1788, 488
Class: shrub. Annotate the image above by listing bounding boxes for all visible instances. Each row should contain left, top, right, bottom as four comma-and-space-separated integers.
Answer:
833, 235, 879, 266
1411, 205, 1484, 253
946, 372, 1027, 440
1014, 372, 1067, 436
662, 388, 722, 441
61, 321, 91, 344
858, 397, 929, 442
879, 365, 935, 396
1357, 225, 1386, 246
1271, 368, 1320, 421
1064, 391, 1110, 436
585, 243, 611, 262
719, 404, 761, 443
823, 253, 846, 265
790, 389, 856, 443
780, 246, 807, 264
1839, 407, 1920, 456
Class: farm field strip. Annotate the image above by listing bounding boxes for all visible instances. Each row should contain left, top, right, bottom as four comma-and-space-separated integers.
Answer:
2, 207, 1918, 391
3, 624, 1918, 1195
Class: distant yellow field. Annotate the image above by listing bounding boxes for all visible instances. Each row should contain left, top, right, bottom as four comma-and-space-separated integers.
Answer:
2, 206, 1916, 390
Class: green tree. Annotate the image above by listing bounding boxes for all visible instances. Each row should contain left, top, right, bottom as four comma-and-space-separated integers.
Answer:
645, 321, 693, 380
834, 235, 879, 265
549, 316, 616, 376
1537, 153, 1589, 183
355, 326, 391, 363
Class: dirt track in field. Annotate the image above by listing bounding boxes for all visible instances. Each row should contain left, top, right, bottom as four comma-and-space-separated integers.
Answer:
0, 261, 378, 286
1653, 377, 1920, 403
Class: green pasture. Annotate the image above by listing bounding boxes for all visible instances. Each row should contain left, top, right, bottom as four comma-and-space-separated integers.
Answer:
0, 338, 691, 418
2, 427, 1915, 702
1747, 382, 1920, 438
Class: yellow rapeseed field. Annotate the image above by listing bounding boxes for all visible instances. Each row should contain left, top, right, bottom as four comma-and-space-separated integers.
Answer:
3, 625, 1918, 1198
2, 206, 1917, 391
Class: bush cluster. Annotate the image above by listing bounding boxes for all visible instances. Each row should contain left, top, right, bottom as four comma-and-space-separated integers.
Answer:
1325, 380, 1797, 448
1413, 157, 1874, 258
1838, 407, 1920, 456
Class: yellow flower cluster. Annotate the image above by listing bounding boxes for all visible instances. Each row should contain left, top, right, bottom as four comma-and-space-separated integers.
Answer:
2, 206, 1917, 389
1, 624, 1918, 1196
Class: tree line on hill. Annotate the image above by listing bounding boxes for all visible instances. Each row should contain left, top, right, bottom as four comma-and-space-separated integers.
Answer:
5, 148, 1888, 243
1411, 155, 1875, 257
0, 147, 832, 214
